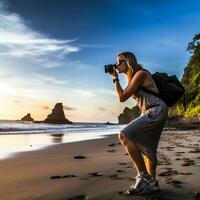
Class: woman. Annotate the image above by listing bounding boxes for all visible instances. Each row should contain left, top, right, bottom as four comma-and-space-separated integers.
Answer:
109, 52, 168, 195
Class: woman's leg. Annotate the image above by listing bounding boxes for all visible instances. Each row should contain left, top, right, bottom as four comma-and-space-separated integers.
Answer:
118, 132, 147, 174
143, 155, 156, 179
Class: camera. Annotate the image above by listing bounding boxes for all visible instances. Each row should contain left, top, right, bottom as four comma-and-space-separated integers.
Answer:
104, 64, 117, 73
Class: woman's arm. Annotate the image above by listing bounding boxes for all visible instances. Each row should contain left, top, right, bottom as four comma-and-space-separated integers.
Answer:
114, 80, 124, 102
115, 70, 147, 102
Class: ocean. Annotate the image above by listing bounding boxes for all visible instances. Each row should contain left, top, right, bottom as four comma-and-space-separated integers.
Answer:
0, 120, 125, 159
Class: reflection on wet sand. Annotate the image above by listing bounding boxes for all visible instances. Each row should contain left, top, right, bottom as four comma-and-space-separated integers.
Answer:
0, 128, 121, 160
50, 134, 64, 143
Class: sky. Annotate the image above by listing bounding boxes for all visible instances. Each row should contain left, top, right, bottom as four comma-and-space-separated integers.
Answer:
0, 0, 200, 123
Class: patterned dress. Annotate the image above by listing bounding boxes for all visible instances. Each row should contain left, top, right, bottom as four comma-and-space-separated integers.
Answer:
121, 81, 168, 165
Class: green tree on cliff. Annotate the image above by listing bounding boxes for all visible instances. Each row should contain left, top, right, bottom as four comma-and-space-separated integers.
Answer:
182, 33, 200, 117
168, 33, 200, 118
172, 33, 200, 117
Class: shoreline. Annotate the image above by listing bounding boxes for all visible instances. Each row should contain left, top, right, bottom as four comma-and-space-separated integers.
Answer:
0, 130, 200, 200
0, 124, 199, 161
0, 124, 199, 135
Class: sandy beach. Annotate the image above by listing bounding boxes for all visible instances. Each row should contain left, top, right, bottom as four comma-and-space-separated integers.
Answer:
0, 129, 200, 200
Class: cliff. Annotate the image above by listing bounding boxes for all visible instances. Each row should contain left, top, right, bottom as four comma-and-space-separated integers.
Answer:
21, 113, 34, 121
168, 33, 200, 121
44, 103, 73, 124
118, 106, 140, 124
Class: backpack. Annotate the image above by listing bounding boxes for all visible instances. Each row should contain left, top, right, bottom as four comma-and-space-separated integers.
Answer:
140, 71, 186, 110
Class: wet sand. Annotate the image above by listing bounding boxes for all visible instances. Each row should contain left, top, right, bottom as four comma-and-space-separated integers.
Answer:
0, 129, 200, 200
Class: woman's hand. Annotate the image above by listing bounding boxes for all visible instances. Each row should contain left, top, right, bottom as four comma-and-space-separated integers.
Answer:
108, 69, 118, 79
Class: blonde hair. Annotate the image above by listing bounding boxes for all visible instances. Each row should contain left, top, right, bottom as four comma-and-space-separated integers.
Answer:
117, 51, 142, 83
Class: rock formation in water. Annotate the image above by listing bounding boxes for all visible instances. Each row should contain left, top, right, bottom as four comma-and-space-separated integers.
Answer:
44, 103, 73, 124
118, 106, 140, 124
105, 122, 115, 125
21, 113, 34, 121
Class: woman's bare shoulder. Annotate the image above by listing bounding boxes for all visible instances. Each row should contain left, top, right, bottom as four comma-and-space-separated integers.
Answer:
135, 69, 148, 77
140, 69, 155, 86
140, 68, 151, 75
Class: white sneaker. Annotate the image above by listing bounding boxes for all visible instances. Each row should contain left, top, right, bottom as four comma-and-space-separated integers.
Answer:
126, 172, 157, 195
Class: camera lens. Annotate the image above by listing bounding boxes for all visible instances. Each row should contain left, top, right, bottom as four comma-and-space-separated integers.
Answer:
104, 64, 116, 73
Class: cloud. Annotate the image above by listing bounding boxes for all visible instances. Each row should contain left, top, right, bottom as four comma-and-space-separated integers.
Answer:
0, 75, 99, 102
0, 81, 49, 99
98, 107, 106, 111
0, 0, 117, 120
98, 107, 119, 116
42, 105, 50, 110
97, 89, 115, 96
77, 43, 112, 48
0, 1, 98, 102
73, 89, 93, 97
33, 73, 67, 85
63, 106, 76, 111
0, 1, 80, 68
13, 99, 20, 104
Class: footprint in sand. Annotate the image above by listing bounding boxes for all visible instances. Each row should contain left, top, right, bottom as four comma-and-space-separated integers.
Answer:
109, 174, 123, 180
108, 143, 117, 147
62, 175, 77, 178
165, 147, 175, 151
157, 160, 172, 166
126, 165, 133, 168
74, 155, 86, 159
181, 159, 195, 166
51, 176, 61, 179
166, 177, 182, 188
51, 174, 77, 179
117, 162, 133, 168
107, 149, 116, 153
176, 151, 185, 154
179, 172, 193, 175
68, 194, 88, 200
118, 162, 130, 165
162, 167, 173, 171
116, 169, 125, 173
181, 162, 195, 166
158, 170, 179, 176
189, 148, 200, 153
88, 172, 103, 177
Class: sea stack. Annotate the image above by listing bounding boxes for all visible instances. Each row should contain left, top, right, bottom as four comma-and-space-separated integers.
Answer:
21, 113, 34, 121
44, 103, 73, 124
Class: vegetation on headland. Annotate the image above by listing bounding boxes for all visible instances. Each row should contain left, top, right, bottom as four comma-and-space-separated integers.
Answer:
168, 33, 200, 120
